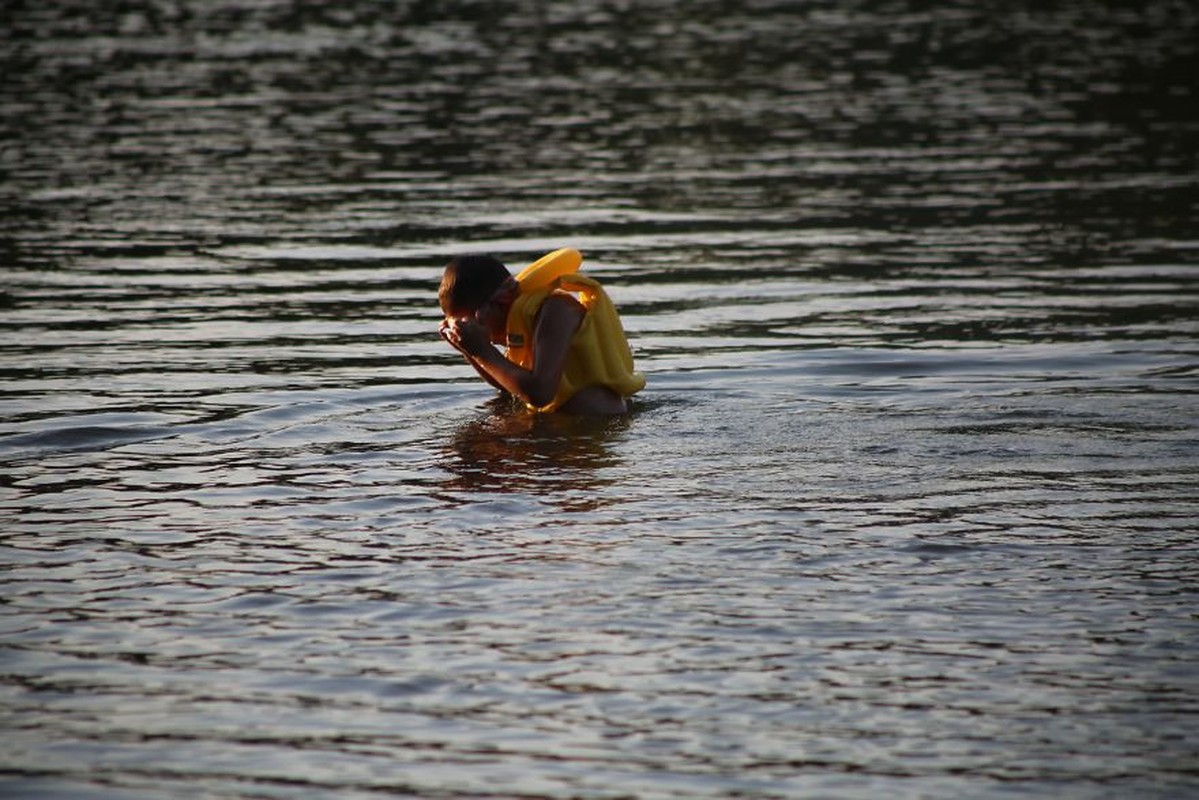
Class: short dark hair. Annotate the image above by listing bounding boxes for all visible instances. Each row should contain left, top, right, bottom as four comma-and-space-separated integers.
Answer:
438, 255, 510, 317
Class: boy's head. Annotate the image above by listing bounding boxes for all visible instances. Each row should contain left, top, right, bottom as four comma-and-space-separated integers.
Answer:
438, 255, 511, 319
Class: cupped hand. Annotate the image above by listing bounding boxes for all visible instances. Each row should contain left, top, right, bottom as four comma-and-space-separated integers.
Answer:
438, 318, 457, 347
440, 317, 491, 356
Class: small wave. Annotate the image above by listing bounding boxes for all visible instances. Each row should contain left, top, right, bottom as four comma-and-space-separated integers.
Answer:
0, 424, 174, 457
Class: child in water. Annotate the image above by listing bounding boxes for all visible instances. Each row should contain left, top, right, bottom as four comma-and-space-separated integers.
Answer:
438, 250, 645, 414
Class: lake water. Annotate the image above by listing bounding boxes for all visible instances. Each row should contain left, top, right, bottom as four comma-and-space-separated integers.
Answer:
2, 1, 1198, 798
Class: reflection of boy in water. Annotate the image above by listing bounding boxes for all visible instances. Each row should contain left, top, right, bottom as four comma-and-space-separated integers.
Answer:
442, 401, 631, 506
438, 254, 644, 415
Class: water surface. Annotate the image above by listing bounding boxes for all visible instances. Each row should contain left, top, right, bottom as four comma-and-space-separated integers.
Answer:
2, 1, 1198, 798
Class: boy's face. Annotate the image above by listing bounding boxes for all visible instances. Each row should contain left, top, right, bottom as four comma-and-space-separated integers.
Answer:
446, 277, 519, 343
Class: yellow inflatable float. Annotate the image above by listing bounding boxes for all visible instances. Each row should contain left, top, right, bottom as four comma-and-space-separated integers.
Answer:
505, 248, 645, 413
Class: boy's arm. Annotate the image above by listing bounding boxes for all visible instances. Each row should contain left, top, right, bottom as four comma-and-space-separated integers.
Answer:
443, 295, 583, 408
463, 353, 509, 394
441, 319, 507, 393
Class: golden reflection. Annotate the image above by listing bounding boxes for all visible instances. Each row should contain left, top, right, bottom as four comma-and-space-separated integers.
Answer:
438, 396, 633, 510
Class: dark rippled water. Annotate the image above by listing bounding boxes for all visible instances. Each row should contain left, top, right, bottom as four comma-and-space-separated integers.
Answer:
3, 2, 1198, 798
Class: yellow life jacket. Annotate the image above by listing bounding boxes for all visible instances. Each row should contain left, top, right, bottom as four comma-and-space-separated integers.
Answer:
505, 249, 645, 412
